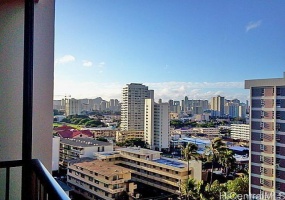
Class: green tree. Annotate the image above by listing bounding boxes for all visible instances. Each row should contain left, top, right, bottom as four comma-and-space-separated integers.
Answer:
181, 143, 199, 178
204, 180, 227, 200
205, 137, 226, 186
226, 175, 249, 197
220, 149, 236, 176
181, 178, 200, 200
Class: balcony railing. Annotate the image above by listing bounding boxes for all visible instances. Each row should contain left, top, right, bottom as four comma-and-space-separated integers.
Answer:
0, 159, 70, 200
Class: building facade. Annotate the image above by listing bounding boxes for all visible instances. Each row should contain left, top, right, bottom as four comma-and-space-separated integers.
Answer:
67, 160, 136, 200
211, 95, 225, 117
94, 147, 202, 195
116, 130, 145, 143
230, 124, 250, 141
120, 83, 154, 131
245, 73, 285, 195
59, 138, 113, 164
144, 99, 170, 151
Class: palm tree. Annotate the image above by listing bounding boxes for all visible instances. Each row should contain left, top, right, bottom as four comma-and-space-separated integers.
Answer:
181, 178, 200, 200
205, 137, 226, 186
181, 143, 199, 177
220, 149, 236, 176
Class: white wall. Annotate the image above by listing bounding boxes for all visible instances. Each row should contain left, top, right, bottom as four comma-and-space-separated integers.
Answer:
0, 0, 55, 198
52, 137, 60, 171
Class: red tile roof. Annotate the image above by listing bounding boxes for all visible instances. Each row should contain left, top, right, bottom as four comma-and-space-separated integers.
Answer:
57, 129, 93, 138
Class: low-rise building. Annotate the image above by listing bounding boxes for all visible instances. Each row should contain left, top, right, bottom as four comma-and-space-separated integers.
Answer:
116, 130, 144, 143
230, 124, 250, 141
67, 160, 136, 200
95, 147, 202, 195
59, 138, 113, 166
81, 127, 116, 138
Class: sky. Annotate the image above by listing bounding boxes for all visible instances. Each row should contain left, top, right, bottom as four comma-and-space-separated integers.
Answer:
54, 0, 285, 103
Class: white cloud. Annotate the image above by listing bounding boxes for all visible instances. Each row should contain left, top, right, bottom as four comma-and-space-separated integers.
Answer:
245, 20, 262, 32
54, 80, 249, 102
98, 62, 105, 68
82, 60, 93, 67
55, 55, 75, 65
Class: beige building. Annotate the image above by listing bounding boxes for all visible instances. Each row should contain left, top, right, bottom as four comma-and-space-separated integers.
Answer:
116, 130, 145, 143
170, 112, 179, 120
191, 127, 220, 139
120, 83, 154, 131
95, 147, 202, 195
67, 160, 136, 200
211, 95, 225, 117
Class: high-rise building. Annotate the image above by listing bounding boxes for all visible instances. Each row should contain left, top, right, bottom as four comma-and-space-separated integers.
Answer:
65, 98, 81, 116
144, 99, 170, 151
169, 99, 174, 112
245, 72, 285, 195
211, 95, 225, 117
120, 83, 153, 131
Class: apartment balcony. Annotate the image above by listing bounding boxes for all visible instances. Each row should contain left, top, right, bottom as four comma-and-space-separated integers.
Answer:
0, 159, 70, 200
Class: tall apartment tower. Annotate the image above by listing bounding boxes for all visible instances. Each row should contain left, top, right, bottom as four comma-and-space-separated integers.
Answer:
121, 83, 154, 131
65, 98, 81, 116
144, 99, 170, 151
245, 73, 285, 195
211, 95, 225, 117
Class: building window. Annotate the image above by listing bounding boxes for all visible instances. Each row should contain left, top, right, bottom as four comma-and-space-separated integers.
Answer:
260, 155, 264, 163
81, 174, 85, 178
89, 177, 93, 181
260, 178, 264, 185
260, 144, 264, 151
260, 133, 264, 140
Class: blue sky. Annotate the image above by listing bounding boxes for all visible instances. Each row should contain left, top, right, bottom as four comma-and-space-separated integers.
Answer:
54, 0, 285, 102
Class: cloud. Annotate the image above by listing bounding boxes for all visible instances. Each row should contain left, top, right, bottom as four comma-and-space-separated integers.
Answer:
98, 62, 105, 68
54, 80, 249, 103
82, 60, 93, 67
245, 20, 262, 32
55, 55, 75, 65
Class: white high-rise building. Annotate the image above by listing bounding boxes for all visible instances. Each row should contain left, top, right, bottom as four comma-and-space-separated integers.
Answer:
65, 98, 81, 116
144, 99, 170, 151
121, 83, 153, 131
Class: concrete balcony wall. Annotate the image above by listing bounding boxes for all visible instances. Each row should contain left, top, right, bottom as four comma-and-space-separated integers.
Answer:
0, 0, 55, 199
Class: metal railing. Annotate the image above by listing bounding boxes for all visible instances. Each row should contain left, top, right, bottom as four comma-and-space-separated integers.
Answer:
0, 159, 70, 200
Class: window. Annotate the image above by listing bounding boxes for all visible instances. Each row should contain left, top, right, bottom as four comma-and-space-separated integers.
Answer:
260, 178, 264, 185
260, 144, 264, 151
260, 155, 264, 163
260, 133, 264, 140
81, 174, 85, 178
89, 177, 93, 181
276, 146, 280, 154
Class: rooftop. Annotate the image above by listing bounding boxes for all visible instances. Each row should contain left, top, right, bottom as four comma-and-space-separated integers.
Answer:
152, 158, 185, 168
180, 137, 211, 145
118, 147, 161, 156
74, 160, 132, 177
60, 138, 112, 147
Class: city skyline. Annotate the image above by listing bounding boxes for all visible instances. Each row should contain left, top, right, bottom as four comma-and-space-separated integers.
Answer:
54, 0, 285, 102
